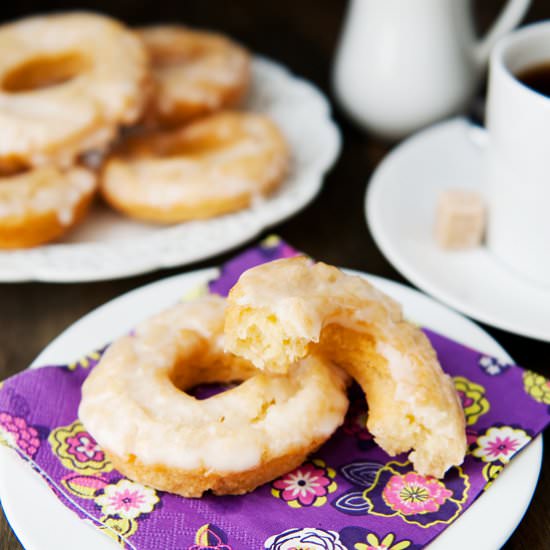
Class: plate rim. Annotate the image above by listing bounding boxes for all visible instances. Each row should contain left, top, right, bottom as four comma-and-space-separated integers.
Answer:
0, 266, 543, 550
365, 116, 550, 342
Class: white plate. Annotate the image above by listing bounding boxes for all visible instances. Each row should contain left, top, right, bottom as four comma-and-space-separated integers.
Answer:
0, 57, 340, 282
366, 117, 550, 342
0, 268, 542, 549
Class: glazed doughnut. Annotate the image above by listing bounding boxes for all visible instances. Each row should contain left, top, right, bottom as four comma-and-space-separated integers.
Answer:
139, 25, 250, 127
224, 258, 467, 478
0, 12, 149, 170
0, 166, 96, 248
79, 295, 348, 497
100, 111, 289, 223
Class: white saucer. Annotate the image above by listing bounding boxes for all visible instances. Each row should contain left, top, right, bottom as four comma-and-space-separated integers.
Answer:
0, 268, 542, 550
366, 117, 550, 342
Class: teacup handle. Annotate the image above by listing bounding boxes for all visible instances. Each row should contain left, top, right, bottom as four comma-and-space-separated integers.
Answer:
475, 0, 531, 64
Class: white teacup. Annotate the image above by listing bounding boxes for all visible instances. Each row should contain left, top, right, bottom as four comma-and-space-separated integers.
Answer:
486, 22, 550, 287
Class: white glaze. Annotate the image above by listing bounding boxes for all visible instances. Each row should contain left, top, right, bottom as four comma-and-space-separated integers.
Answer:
225, 257, 468, 477
0, 166, 96, 225
79, 295, 348, 471
102, 112, 289, 214
0, 12, 148, 165
140, 25, 250, 118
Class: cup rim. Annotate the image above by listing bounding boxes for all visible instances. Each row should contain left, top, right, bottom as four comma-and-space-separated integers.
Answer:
491, 20, 550, 104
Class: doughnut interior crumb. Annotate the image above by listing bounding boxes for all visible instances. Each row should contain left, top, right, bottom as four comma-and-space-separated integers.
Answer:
225, 307, 310, 373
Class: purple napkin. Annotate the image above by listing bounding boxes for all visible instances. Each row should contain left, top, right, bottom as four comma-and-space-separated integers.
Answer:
1, 236, 549, 550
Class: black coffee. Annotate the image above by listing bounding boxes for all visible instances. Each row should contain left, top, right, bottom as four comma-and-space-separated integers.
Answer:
517, 62, 550, 98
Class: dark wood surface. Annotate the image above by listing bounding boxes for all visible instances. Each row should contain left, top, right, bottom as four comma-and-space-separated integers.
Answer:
1, 1, 550, 548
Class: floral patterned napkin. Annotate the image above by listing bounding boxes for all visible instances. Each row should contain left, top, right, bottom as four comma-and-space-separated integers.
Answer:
1, 236, 550, 550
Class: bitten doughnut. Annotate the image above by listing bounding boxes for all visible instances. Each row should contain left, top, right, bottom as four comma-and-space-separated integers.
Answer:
139, 25, 250, 127
79, 295, 348, 497
0, 12, 149, 170
224, 258, 467, 478
0, 166, 96, 248
100, 111, 289, 223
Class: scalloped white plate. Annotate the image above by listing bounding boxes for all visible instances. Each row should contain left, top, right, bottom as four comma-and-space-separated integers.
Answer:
0, 57, 340, 282
0, 268, 542, 549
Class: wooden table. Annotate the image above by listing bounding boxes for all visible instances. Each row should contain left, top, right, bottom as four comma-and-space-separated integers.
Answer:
1, 1, 549, 548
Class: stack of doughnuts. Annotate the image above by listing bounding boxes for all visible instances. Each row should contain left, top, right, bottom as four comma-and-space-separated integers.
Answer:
79, 259, 467, 498
0, 12, 148, 248
0, 12, 289, 249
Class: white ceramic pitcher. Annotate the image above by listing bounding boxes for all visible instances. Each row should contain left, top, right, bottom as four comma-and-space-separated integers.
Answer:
333, 0, 531, 140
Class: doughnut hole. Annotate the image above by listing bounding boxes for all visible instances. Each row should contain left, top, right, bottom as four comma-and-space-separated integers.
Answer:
2, 52, 90, 92
168, 333, 258, 408
147, 39, 204, 68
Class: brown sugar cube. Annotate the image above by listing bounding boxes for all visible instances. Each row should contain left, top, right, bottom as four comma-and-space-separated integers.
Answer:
435, 189, 486, 249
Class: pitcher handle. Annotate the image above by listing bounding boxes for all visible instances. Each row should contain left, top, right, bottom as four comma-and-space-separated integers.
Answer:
474, 0, 531, 64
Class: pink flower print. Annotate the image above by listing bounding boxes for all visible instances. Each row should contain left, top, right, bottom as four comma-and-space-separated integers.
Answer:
272, 459, 337, 507
0, 412, 40, 458
382, 472, 452, 515
95, 479, 159, 519
472, 426, 531, 464
49, 421, 113, 474
362, 461, 469, 527
112, 489, 145, 514
66, 432, 104, 463
457, 391, 473, 409
274, 464, 329, 505
485, 436, 519, 458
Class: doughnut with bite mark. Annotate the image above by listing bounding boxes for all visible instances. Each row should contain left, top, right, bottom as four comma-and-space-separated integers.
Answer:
79, 295, 348, 497
224, 257, 467, 478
